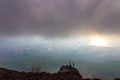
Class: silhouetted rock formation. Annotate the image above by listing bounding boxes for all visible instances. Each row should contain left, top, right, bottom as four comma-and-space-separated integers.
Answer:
0, 65, 119, 80
58, 64, 79, 74
54, 64, 82, 80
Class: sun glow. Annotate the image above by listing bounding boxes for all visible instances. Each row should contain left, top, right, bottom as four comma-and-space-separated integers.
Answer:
89, 36, 108, 47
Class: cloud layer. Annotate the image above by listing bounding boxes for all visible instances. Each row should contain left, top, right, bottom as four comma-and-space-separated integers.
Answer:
0, 0, 120, 37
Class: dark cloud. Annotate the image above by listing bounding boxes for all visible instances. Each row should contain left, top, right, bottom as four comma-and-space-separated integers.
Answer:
0, 0, 120, 37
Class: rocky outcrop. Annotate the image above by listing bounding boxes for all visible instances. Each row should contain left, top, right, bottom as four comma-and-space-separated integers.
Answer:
0, 64, 82, 80
0, 65, 119, 80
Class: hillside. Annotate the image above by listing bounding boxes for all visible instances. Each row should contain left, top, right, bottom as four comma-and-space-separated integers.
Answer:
0, 64, 101, 80
0, 64, 119, 80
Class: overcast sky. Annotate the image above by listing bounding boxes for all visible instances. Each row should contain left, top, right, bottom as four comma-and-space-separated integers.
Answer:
0, 0, 120, 38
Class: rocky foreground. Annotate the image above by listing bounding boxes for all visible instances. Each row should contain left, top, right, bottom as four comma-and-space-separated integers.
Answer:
0, 64, 120, 80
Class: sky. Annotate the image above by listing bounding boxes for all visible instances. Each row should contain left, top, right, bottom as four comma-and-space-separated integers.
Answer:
0, 0, 120, 38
